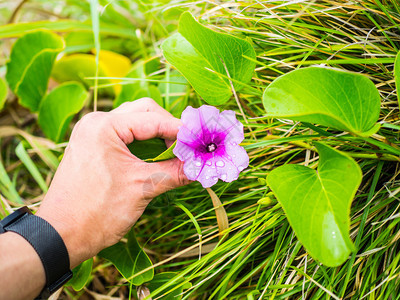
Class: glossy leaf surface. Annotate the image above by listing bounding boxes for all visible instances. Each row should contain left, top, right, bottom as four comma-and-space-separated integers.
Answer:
98, 229, 154, 286
6, 30, 64, 111
267, 143, 361, 267
162, 12, 255, 105
38, 82, 88, 142
263, 67, 381, 136
67, 258, 93, 291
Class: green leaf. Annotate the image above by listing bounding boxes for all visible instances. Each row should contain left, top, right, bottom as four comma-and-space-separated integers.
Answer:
158, 70, 188, 118
98, 229, 154, 286
15, 142, 48, 193
0, 77, 7, 111
395, 52, 400, 106
128, 138, 167, 161
162, 12, 256, 105
114, 60, 162, 108
38, 82, 88, 142
262, 67, 381, 136
0, 159, 22, 204
6, 30, 65, 111
267, 143, 361, 267
145, 141, 176, 162
147, 272, 192, 300
67, 258, 93, 291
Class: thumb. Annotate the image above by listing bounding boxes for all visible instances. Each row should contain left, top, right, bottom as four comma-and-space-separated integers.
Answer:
142, 158, 191, 200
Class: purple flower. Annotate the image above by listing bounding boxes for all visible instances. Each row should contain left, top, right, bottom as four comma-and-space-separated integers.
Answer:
173, 105, 249, 188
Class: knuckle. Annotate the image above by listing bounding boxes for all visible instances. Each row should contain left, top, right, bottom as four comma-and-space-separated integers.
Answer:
116, 102, 132, 110
73, 112, 112, 138
137, 97, 159, 111
79, 112, 107, 126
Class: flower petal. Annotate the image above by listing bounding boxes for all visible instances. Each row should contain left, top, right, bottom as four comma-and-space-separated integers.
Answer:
225, 145, 249, 172
176, 105, 248, 188
176, 124, 199, 144
182, 158, 218, 188
197, 163, 219, 188
173, 140, 196, 161
216, 110, 244, 145
198, 105, 220, 134
181, 105, 220, 138
214, 157, 239, 182
182, 157, 203, 180
180, 106, 202, 136
212, 145, 249, 183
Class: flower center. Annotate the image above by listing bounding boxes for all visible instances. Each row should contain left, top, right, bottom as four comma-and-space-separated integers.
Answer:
206, 143, 217, 153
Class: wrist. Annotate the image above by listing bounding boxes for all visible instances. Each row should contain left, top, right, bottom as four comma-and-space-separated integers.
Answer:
1, 207, 73, 299
36, 206, 91, 269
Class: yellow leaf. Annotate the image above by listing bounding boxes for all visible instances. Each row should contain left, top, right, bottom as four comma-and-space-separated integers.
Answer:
93, 49, 131, 94
52, 50, 131, 95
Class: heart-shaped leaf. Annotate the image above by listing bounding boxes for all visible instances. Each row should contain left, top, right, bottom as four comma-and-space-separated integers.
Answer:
395, 52, 400, 106
38, 82, 88, 142
6, 30, 65, 111
98, 229, 154, 286
267, 142, 361, 267
262, 67, 381, 136
67, 258, 93, 291
0, 77, 7, 111
161, 12, 256, 105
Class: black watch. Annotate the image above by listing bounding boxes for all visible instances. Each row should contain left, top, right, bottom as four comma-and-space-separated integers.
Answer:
0, 206, 73, 299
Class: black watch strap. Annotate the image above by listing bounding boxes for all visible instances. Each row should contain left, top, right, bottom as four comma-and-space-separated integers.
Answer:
0, 207, 72, 299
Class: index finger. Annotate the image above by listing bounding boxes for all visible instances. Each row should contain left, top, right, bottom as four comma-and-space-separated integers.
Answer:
111, 111, 182, 144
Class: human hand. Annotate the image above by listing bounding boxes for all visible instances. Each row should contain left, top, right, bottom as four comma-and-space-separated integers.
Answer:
37, 98, 189, 268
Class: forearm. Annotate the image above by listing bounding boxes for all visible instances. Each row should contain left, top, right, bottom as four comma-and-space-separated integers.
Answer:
0, 232, 45, 300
